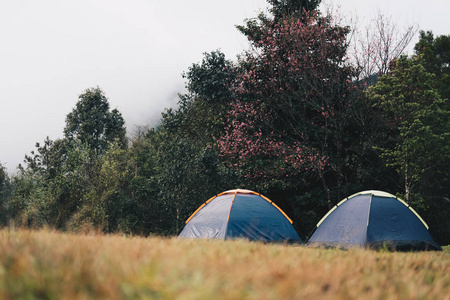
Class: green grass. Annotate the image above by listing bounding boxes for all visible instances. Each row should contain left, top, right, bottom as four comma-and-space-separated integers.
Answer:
0, 229, 449, 299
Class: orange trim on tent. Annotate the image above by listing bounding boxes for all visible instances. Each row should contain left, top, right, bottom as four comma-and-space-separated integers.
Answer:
185, 189, 294, 225
205, 195, 216, 204
226, 190, 238, 224
185, 195, 217, 224
259, 194, 294, 224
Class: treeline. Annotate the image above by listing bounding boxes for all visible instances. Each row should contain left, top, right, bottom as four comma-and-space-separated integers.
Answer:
0, 0, 449, 243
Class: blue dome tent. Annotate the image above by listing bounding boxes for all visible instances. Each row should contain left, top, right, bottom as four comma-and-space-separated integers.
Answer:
307, 190, 441, 251
178, 189, 302, 243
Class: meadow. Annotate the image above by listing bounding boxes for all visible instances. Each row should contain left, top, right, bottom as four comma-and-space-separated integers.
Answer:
0, 229, 448, 300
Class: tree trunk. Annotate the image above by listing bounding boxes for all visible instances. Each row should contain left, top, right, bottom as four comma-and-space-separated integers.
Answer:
320, 170, 332, 209
405, 158, 410, 204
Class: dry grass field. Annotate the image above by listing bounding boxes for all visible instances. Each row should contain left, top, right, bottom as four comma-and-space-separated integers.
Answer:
0, 229, 448, 299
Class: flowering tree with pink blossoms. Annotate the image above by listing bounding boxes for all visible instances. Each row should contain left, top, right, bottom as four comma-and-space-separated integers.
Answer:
217, 98, 327, 187
217, 7, 357, 206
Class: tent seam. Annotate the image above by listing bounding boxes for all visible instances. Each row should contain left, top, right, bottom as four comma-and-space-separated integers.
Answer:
226, 191, 238, 224
364, 193, 373, 246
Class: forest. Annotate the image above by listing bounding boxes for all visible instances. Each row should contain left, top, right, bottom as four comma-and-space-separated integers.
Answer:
0, 0, 449, 244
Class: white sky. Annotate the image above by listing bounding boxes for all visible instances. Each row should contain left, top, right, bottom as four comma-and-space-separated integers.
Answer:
1, 0, 449, 173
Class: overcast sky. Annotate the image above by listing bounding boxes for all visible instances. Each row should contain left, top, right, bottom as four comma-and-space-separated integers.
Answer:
1, 0, 449, 173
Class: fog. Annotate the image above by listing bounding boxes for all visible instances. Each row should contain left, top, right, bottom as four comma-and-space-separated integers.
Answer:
1, 0, 448, 172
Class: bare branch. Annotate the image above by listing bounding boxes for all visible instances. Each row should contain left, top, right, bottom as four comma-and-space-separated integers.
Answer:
350, 9, 418, 80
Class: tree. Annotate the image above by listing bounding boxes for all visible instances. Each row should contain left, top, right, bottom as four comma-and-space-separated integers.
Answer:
0, 163, 7, 198
64, 87, 127, 154
351, 10, 418, 80
219, 6, 357, 209
129, 128, 165, 234
268, 0, 321, 20
66, 140, 138, 233
126, 51, 239, 234
22, 137, 68, 181
0, 162, 11, 225
367, 55, 450, 204
45, 140, 99, 229
129, 123, 228, 235
414, 31, 450, 101
179, 50, 236, 143
14, 87, 131, 232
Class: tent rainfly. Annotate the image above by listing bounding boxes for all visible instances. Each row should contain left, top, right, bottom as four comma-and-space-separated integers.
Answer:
307, 190, 441, 251
178, 189, 302, 243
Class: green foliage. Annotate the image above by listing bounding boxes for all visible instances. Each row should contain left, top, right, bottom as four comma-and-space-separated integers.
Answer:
368, 55, 450, 204
414, 31, 450, 101
0, 163, 12, 225
128, 135, 167, 235
65, 140, 138, 233
268, 0, 321, 19
10, 138, 139, 233
129, 108, 234, 235
183, 50, 235, 105
238, 0, 321, 41
64, 87, 127, 154
0, 163, 10, 207
3, 87, 138, 233
5, 169, 51, 228
120, 51, 239, 235
97, 141, 138, 233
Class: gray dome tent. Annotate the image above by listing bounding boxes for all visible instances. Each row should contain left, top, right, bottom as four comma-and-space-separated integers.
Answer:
307, 190, 441, 251
178, 189, 302, 243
